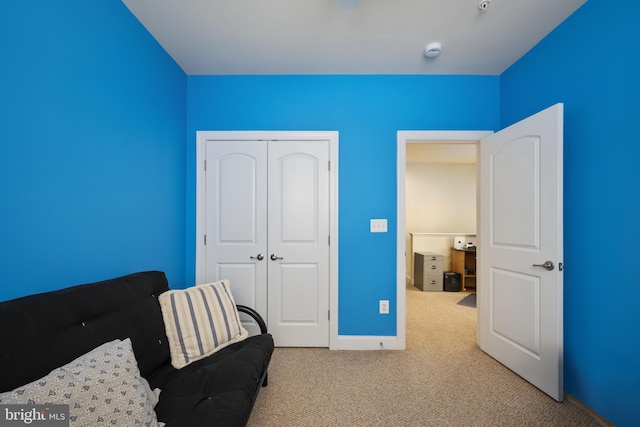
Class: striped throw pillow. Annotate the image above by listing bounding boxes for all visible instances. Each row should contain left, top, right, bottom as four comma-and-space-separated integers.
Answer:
158, 280, 249, 369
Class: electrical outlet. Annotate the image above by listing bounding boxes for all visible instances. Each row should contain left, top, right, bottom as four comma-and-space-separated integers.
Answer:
379, 300, 389, 314
370, 219, 388, 233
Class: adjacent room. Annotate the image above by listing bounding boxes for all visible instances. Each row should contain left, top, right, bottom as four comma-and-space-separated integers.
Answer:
405, 141, 478, 293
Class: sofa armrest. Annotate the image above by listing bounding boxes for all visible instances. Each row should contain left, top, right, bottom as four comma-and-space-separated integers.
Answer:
236, 305, 268, 334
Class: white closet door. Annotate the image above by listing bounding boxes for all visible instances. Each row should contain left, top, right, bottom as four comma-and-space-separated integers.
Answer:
204, 138, 330, 346
267, 140, 330, 347
205, 140, 267, 336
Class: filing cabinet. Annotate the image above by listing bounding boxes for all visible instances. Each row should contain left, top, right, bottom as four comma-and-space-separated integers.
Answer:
414, 252, 443, 291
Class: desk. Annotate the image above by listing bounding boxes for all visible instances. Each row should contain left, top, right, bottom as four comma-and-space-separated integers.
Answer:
450, 248, 477, 291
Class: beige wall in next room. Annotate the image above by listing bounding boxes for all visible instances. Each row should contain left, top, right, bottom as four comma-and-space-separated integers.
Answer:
406, 152, 477, 281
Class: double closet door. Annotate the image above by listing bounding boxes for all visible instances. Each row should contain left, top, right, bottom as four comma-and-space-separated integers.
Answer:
203, 138, 330, 347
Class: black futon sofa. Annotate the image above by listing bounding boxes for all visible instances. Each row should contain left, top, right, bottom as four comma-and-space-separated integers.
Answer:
0, 271, 274, 426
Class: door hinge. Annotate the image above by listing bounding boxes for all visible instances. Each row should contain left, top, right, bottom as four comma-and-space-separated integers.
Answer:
328, 310, 330, 320
204, 160, 207, 171
328, 235, 331, 245
328, 160, 331, 171
204, 235, 207, 245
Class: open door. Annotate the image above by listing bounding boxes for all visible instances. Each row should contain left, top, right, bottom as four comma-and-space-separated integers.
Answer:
478, 104, 564, 401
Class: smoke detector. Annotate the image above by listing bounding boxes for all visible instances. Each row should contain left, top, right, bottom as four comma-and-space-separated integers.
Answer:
478, 0, 491, 12
424, 42, 442, 58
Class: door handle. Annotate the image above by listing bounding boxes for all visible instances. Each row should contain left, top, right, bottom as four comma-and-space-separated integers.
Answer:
270, 254, 283, 261
250, 254, 264, 261
532, 261, 555, 271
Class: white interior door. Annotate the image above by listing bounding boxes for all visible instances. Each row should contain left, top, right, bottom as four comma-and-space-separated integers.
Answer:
204, 140, 268, 336
202, 138, 330, 346
479, 104, 564, 401
267, 140, 330, 347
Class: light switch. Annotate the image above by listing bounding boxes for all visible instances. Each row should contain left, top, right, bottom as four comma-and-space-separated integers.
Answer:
370, 219, 388, 233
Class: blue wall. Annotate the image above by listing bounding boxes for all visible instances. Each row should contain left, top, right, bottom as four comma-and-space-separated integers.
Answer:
0, 1, 187, 300
501, 1, 640, 425
2, 1, 632, 424
186, 75, 500, 335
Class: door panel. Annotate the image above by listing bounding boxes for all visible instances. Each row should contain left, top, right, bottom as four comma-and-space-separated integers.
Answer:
205, 141, 267, 336
280, 264, 319, 322
492, 137, 540, 248
492, 269, 540, 356
479, 103, 563, 401
279, 154, 318, 241
268, 140, 329, 347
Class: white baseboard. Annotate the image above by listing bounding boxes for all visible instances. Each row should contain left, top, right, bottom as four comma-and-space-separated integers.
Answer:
337, 335, 400, 350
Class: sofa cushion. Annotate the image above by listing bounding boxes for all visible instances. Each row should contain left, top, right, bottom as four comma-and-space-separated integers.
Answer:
0, 338, 160, 427
148, 333, 274, 427
0, 271, 171, 393
159, 281, 248, 369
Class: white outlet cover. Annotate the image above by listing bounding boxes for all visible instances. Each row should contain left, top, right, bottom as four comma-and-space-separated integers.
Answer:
379, 300, 390, 314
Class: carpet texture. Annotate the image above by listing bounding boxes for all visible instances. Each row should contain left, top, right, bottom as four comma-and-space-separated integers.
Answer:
247, 285, 604, 427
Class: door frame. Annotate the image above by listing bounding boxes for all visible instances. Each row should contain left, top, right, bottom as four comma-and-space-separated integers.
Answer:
396, 130, 493, 349
195, 131, 339, 349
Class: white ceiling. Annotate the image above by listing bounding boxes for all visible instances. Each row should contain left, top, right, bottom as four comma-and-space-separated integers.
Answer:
121, 0, 586, 76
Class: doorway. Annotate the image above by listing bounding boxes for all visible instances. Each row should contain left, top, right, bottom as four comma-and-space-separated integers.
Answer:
396, 131, 492, 349
397, 106, 564, 400
405, 143, 478, 288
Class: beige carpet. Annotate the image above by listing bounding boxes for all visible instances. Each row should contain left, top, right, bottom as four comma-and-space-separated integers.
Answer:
247, 285, 601, 426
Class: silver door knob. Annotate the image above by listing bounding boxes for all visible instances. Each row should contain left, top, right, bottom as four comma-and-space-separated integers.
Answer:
270, 254, 283, 261
250, 254, 264, 261
532, 261, 555, 271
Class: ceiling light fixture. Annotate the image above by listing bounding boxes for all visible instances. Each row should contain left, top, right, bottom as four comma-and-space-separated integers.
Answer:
424, 42, 442, 58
